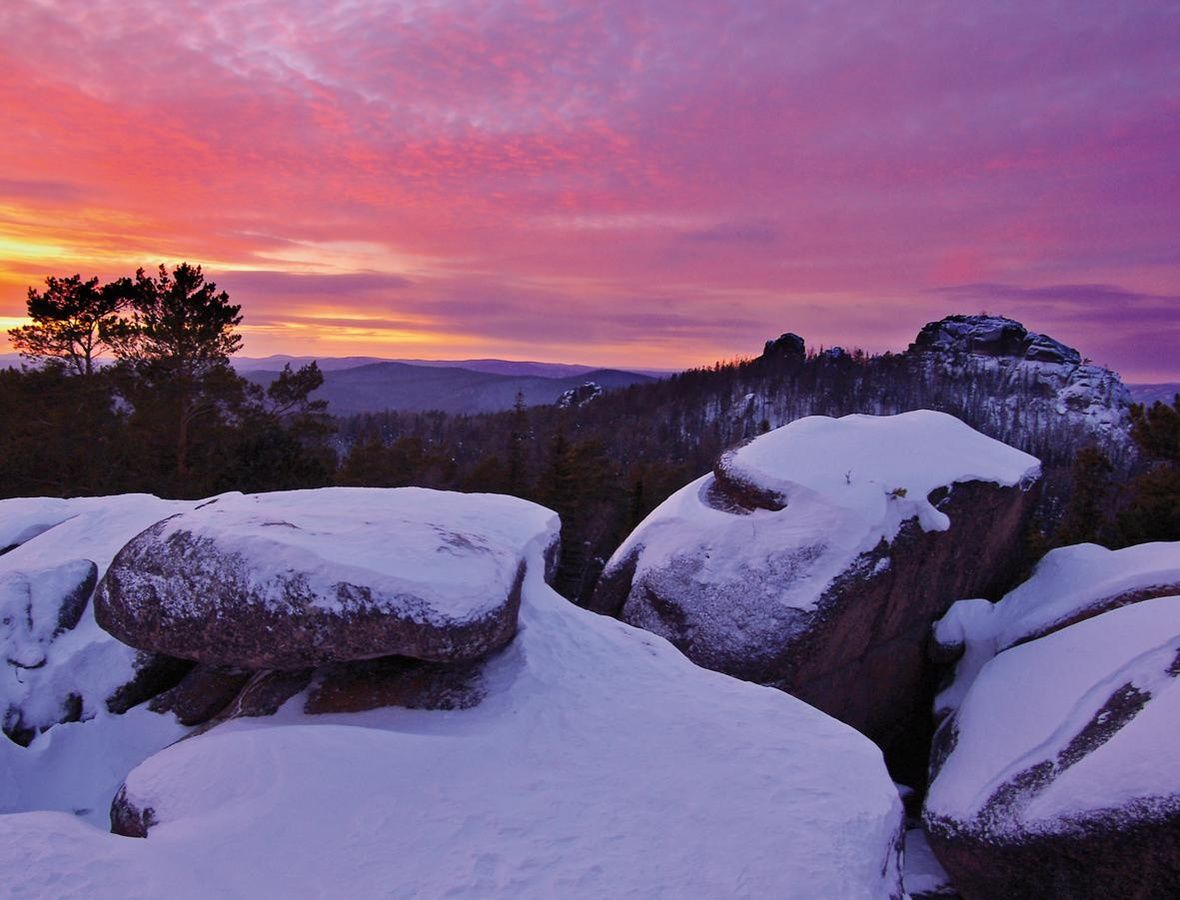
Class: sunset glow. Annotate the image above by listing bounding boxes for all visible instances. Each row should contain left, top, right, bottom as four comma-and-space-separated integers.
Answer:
2, 1, 1178, 377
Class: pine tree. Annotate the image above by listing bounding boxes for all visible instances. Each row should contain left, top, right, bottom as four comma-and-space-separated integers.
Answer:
111, 263, 246, 490
7, 274, 131, 375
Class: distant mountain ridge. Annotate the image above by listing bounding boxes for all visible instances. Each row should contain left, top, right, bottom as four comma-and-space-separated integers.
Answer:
231, 354, 671, 380
1127, 383, 1180, 407
242, 361, 656, 415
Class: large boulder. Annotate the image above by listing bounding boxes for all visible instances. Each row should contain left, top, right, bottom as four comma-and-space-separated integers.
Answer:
0, 494, 196, 742
923, 597, 1180, 899
96, 488, 553, 669
593, 411, 1040, 750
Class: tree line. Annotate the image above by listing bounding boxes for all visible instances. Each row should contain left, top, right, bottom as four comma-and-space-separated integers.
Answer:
2, 266, 333, 500
4, 268, 1178, 606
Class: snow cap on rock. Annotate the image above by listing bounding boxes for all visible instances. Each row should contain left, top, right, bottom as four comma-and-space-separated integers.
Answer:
96, 488, 560, 669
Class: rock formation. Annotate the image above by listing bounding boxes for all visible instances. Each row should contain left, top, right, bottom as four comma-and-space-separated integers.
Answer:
924, 597, 1180, 899
593, 411, 1040, 755
96, 535, 904, 896
95, 488, 540, 669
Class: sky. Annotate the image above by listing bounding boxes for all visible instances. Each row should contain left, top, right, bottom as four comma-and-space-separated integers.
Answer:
1, 1, 1178, 379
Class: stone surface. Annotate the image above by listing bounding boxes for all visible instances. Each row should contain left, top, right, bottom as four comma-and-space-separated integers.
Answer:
148, 665, 253, 726
110, 784, 155, 839
95, 488, 553, 669
305, 656, 486, 714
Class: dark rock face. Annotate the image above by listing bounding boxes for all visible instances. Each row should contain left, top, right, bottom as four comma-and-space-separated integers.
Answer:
771, 481, 1034, 749
305, 655, 486, 714
926, 805, 1180, 900
105, 651, 195, 715
762, 332, 806, 361
110, 784, 156, 838
910, 315, 1081, 365
597, 488, 1036, 754
148, 666, 253, 727
95, 524, 527, 670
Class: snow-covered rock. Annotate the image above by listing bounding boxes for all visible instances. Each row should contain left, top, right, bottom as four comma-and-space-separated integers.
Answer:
1, 506, 905, 898
592, 411, 1040, 750
0, 495, 195, 742
933, 541, 1180, 717
556, 381, 604, 408
96, 488, 551, 669
909, 314, 1132, 458
924, 597, 1180, 899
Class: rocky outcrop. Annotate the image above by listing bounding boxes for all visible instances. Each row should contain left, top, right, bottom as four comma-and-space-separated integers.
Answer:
924, 597, 1180, 899
96, 489, 544, 669
593, 412, 1039, 756
910, 315, 1080, 364
908, 315, 1132, 461
557, 381, 604, 408
760, 331, 806, 362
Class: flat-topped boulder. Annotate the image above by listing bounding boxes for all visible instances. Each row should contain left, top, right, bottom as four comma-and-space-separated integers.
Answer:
924, 598, 1180, 899
96, 488, 559, 670
593, 411, 1040, 751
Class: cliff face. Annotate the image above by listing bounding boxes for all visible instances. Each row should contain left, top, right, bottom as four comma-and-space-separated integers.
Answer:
906, 315, 1132, 461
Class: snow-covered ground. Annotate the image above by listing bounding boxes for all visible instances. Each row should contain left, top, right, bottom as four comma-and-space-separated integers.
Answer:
0, 490, 905, 898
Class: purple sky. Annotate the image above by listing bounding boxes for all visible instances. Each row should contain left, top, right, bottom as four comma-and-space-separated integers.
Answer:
1, 1, 1178, 378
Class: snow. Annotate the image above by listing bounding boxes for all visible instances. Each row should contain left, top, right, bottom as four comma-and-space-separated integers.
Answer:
110, 488, 558, 621
926, 597, 1180, 830
0, 707, 186, 827
0, 497, 74, 551
723, 411, 1040, 533
903, 828, 954, 897
0, 559, 94, 667
934, 542, 1180, 715
606, 412, 1038, 656
0, 495, 194, 733
0, 512, 904, 898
